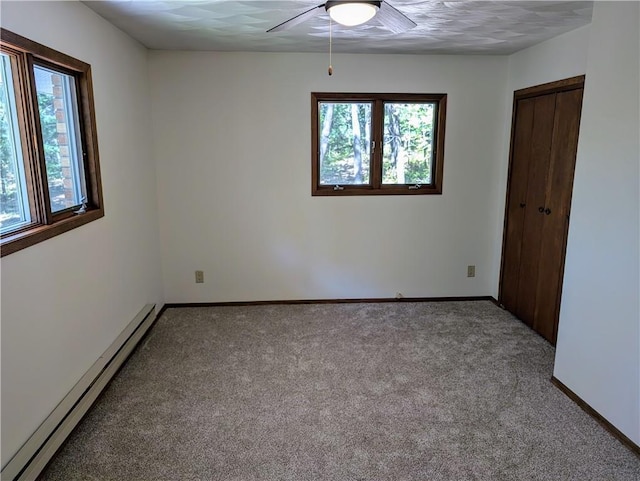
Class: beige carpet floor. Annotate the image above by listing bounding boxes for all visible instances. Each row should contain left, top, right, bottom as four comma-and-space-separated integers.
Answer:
40, 301, 639, 480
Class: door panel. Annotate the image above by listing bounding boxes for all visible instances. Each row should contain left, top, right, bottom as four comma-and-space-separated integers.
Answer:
534, 88, 584, 343
514, 93, 556, 326
500, 98, 535, 314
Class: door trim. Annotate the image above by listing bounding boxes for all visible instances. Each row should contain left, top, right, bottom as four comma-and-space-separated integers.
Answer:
513, 75, 585, 100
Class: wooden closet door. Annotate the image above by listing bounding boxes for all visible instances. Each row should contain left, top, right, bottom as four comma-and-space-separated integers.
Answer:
514, 93, 555, 327
500, 93, 555, 325
533, 87, 584, 343
500, 76, 585, 346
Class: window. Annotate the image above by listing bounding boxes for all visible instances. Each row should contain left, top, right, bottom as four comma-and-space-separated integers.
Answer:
312, 92, 446, 196
0, 29, 103, 256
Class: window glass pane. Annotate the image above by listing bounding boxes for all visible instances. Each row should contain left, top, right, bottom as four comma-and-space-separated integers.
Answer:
319, 101, 371, 185
383, 102, 435, 185
0, 53, 31, 234
34, 65, 86, 213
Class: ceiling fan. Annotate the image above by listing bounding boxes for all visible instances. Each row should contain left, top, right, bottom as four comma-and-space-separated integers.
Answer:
267, 1, 417, 34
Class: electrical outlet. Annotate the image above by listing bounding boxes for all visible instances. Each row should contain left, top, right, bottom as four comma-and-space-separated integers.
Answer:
195, 270, 204, 283
467, 265, 476, 278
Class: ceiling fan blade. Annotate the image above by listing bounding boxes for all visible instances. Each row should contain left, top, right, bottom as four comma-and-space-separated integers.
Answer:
377, 1, 417, 33
267, 4, 325, 33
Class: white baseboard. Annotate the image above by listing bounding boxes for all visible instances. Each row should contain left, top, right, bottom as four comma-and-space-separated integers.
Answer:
1, 304, 158, 481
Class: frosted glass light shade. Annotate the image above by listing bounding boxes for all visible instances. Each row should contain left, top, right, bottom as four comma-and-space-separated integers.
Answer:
328, 3, 379, 26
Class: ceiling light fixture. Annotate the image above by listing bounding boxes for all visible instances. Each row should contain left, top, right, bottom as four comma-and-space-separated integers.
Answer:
325, 1, 380, 27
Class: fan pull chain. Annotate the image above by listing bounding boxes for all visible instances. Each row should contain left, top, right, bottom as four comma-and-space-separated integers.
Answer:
328, 17, 333, 76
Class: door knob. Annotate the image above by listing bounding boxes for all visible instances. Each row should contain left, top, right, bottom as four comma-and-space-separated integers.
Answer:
519, 203, 526, 208
545, 208, 551, 215
538, 206, 544, 213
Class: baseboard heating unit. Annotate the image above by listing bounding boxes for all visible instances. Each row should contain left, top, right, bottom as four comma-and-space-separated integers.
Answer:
1, 304, 158, 481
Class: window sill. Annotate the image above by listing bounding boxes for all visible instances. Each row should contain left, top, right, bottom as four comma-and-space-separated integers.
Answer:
312, 185, 442, 196
1, 208, 104, 257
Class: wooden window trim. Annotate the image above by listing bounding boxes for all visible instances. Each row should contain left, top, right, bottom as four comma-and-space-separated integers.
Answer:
0, 29, 104, 257
311, 92, 447, 196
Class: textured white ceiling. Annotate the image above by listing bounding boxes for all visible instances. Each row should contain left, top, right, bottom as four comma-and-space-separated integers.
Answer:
82, 0, 593, 55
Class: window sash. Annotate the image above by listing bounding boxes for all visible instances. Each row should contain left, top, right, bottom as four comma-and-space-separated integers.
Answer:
318, 101, 372, 186
0, 52, 32, 234
381, 101, 437, 186
34, 63, 87, 214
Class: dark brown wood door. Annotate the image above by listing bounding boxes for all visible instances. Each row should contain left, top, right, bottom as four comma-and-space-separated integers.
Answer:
500, 77, 584, 345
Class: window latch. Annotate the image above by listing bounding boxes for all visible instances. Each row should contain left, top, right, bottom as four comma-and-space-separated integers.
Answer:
74, 197, 88, 215
333, 185, 344, 191
408, 184, 422, 190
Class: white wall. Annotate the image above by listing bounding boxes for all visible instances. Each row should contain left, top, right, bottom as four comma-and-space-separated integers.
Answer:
0, 0, 164, 466
489, 25, 592, 298
554, 1, 640, 445
507, 24, 590, 92
150, 51, 509, 303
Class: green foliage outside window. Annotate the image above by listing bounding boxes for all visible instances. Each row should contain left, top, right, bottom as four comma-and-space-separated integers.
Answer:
38, 91, 63, 182
382, 103, 434, 185
0, 91, 61, 224
319, 102, 371, 185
